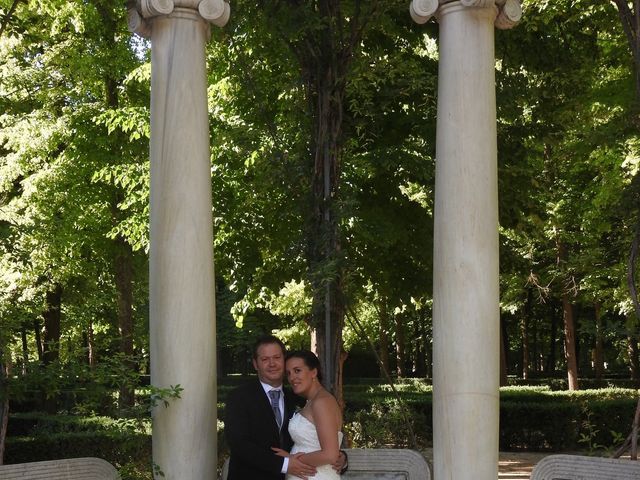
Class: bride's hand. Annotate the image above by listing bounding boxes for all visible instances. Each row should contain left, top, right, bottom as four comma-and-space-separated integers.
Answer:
271, 447, 290, 458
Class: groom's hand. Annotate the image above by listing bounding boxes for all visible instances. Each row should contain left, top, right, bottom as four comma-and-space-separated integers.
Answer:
332, 450, 348, 474
287, 453, 316, 479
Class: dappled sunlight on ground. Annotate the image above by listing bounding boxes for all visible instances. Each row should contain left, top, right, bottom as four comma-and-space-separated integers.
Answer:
422, 449, 549, 480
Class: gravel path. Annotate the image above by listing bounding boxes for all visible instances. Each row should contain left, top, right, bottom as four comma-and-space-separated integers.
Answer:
421, 449, 549, 479
498, 451, 549, 479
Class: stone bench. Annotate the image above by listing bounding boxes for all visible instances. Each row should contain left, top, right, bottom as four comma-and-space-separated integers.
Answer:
342, 448, 430, 479
221, 448, 431, 479
0, 457, 120, 480
530, 454, 640, 480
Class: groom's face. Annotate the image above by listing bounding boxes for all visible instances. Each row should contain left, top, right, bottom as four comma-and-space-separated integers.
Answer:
253, 342, 285, 387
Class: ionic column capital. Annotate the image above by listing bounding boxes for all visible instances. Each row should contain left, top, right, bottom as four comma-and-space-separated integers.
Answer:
410, 0, 521, 30
127, 0, 230, 38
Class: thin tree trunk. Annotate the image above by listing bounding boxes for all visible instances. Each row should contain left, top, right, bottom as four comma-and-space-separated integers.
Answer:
557, 240, 579, 390
500, 316, 508, 386
531, 303, 540, 372
629, 326, 640, 383
87, 321, 95, 368
521, 317, 529, 380
522, 288, 533, 378
114, 236, 135, 409
41, 284, 62, 413
414, 310, 426, 377
395, 312, 406, 377
0, 394, 7, 466
20, 326, 28, 374
562, 296, 579, 390
0, 353, 9, 465
42, 284, 62, 366
425, 310, 432, 380
546, 306, 558, 374
378, 301, 391, 378
594, 302, 605, 381
33, 319, 43, 363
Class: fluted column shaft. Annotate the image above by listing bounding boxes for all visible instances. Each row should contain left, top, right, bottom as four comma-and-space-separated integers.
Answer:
410, 1, 521, 479
128, 1, 230, 478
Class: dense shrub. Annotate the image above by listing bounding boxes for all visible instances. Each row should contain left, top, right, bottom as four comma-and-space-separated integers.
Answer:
6, 380, 639, 480
500, 401, 579, 450
342, 384, 638, 452
4, 431, 151, 467
344, 398, 430, 449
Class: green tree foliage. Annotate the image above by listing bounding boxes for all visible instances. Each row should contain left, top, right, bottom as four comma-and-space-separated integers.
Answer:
1, 2, 640, 444
0, 0, 150, 416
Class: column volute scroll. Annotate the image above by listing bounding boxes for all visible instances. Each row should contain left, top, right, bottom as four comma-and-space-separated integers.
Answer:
409, 0, 521, 29
127, 0, 230, 38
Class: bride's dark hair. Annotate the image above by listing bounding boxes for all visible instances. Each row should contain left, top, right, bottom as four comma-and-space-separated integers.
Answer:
286, 350, 323, 382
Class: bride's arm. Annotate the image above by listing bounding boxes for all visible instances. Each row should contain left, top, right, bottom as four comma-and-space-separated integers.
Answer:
296, 396, 340, 466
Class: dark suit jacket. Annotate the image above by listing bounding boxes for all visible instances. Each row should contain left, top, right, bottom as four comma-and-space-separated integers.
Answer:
225, 379, 303, 480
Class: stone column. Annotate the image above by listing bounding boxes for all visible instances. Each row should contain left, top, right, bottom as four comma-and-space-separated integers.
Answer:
410, 1, 521, 479
127, 1, 229, 478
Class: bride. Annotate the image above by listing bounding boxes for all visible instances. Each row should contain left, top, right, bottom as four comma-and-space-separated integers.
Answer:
272, 350, 344, 480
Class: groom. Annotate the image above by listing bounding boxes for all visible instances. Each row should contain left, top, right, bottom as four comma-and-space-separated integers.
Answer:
224, 335, 317, 480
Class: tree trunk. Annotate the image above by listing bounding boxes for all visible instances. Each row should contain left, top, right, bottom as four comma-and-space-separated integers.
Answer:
96, 1, 137, 410
0, 390, 7, 466
285, 0, 371, 401
377, 301, 391, 378
33, 319, 43, 363
114, 236, 135, 409
562, 295, 579, 390
414, 310, 426, 377
522, 288, 533, 378
557, 240, 579, 390
500, 316, 508, 386
20, 325, 28, 374
395, 312, 406, 377
41, 284, 62, 413
594, 302, 605, 381
425, 310, 432, 380
546, 305, 558, 374
521, 316, 529, 380
628, 322, 640, 383
42, 284, 62, 365
87, 321, 95, 368
0, 352, 9, 465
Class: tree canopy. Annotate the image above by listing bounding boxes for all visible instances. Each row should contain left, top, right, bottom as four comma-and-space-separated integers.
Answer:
1, 0, 640, 416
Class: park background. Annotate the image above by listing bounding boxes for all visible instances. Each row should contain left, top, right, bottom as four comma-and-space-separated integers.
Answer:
1, 0, 640, 478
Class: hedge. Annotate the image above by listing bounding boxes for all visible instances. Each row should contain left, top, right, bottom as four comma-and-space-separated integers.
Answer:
4, 431, 151, 467
5, 385, 639, 470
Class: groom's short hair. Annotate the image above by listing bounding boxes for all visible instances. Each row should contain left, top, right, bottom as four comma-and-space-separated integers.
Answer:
252, 334, 286, 359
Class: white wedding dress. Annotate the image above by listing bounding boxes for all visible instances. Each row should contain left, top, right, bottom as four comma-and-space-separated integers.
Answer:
285, 412, 344, 480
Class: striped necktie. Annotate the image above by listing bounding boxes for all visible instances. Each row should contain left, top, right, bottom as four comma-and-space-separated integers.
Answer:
268, 389, 282, 429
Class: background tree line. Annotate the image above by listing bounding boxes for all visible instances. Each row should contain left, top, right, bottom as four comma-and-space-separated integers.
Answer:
1, 1, 640, 443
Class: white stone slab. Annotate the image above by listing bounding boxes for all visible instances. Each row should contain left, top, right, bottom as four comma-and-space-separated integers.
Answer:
530, 454, 640, 480
0, 457, 120, 480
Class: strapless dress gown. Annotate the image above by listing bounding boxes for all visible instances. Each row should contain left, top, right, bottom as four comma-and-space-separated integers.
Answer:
285, 412, 344, 480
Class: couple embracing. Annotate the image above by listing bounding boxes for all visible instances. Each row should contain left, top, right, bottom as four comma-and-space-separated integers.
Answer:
225, 335, 348, 480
